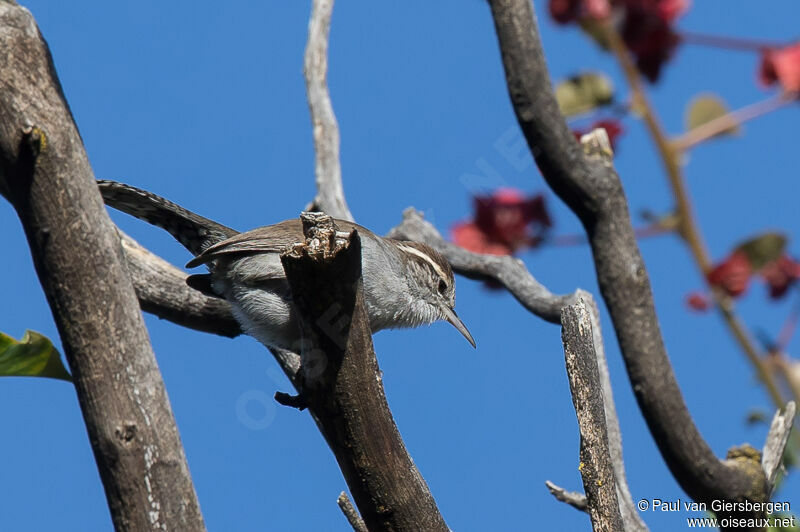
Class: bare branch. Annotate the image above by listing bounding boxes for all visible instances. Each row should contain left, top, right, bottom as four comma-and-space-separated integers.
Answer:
388, 208, 575, 323
581, 292, 650, 531
547, 291, 648, 531
487, 0, 769, 507
671, 91, 797, 153
545, 481, 588, 511
0, 5, 204, 530
762, 401, 796, 491
337, 492, 368, 532
280, 214, 447, 531
118, 229, 303, 383
305, 0, 353, 221
119, 231, 243, 337
560, 299, 624, 531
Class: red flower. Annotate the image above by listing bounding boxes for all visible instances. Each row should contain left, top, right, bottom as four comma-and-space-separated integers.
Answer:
549, 0, 582, 24
620, 0, 689, 22
586, 0, 612, 18
686, 292, 711, 312
549, 0, 610, 25
573, 119, 624, 150
707, 251, 752, 297
759, 43, 800, 93
451, 221, 514, 256
619, 6, 682, 82
549, 0, 689, 81
760, 254, 800, 299
451, 189, 552, 255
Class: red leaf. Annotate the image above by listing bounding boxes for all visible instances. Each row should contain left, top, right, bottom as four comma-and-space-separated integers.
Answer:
759, 43, 800, 93
707, 251, 752, 297
686, 292, 711, 312
760, 254, 800, 299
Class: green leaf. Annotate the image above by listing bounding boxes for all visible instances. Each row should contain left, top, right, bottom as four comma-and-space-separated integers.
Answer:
684, 93, 740, 136
0, 330, 71, 381
555, 72, 614, 117
735, 233, 787, 271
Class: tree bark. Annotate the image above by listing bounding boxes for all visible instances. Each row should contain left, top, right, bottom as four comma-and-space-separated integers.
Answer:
280, 213, 448, 531
561, 300, 624, 531
0, 4, 205, 530
486, 0, 769, 511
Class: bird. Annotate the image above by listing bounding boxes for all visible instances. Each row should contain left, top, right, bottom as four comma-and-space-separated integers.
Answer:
97, 180, 475, 351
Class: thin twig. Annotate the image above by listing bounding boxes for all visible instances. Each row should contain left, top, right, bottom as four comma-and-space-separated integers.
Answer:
776, 297, 800, 352
551, 224, 671, 247
304, 0, 353, 222
771, 357, 800, 410
337, 492, 368, 532
672, 92, 798, 152
599, 20, 787, 409
545, 481, 588, 511
679, 31, 787, 52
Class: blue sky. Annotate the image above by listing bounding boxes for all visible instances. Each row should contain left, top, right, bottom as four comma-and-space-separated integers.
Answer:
2, 1, 798, 530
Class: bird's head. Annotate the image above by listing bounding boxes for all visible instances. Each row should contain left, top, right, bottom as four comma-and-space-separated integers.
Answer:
394, 241, 476, 348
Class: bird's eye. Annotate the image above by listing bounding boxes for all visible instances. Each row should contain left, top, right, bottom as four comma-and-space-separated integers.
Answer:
437, 279, 448, 294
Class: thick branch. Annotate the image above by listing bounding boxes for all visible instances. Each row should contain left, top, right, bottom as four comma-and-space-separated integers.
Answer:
579, 292, 649, 532
0, 4, 204, 531
599, 21, 787, 409
560, 299, 624, 531
487, 0, 768, 507
549, 291, 648, 531
280, 214, 447, 531
118, 229, 302, 383
119, 231, 242, 337
388, 208, 574, 323
305, 0, 353, 221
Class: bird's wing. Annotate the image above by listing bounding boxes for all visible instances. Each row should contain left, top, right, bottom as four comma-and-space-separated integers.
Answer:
186, 218, 364, 268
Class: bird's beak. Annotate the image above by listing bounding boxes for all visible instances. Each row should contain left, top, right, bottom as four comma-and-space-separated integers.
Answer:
442, 306, 476, 348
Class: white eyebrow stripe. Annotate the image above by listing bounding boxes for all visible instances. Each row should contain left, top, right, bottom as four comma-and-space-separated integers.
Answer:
396, 244, 448, 280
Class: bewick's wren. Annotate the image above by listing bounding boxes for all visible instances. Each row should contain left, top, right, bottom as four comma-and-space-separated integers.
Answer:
98, 180, 475, 350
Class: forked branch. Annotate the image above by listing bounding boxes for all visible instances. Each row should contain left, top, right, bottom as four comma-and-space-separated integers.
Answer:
486, 0, 771, 510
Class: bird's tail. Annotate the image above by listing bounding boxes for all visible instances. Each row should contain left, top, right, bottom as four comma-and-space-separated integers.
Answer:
97, 180, 238, 256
